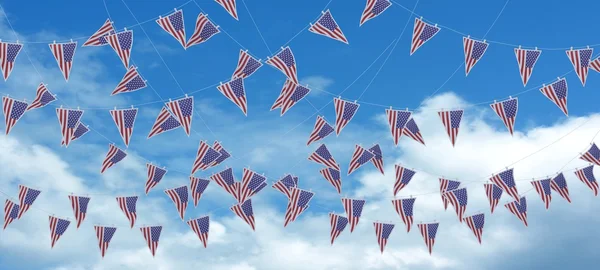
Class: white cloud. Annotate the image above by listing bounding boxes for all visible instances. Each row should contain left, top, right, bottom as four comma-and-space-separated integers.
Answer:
300, 75, 334, 95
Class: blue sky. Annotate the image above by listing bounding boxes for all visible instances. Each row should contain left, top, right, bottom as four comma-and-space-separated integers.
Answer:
1, 0, 600, 269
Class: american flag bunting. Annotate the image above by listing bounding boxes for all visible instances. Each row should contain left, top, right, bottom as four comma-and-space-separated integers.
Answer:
166, 96, 194, 136
342, 198, 365, 233
231, 199, 255, 230
106, 30, 133, 69
385, 109, 412, 146
484, 183, 503, 214
368, 144, 384, 175
83, 19, 114, 47
232, 50, 262, 79
359, 0, 391, 26
266, 47, 298, 84
165, 186, 189, 220
540, 78, 568, 116
439, 178, 460, 210
463, 213, 484, 244
580, 143, 600, 166
392, 198, 415, 233
410, 18, 440, 55
2, 96, 28, 135
3, 199, 19, 229
403, 118, 426, 145
156, 9, 187, 49
217, 78, 248, 115
145, 163, 167, 195
27, 83, 56, 111
309, 10, 348, 44
329, 213, 348, 245
140, 226, 162, 257
284, 188, 314, 227
56, 107, 83, 147
550, 173, 571, 203
308, 144, 340, 170
514, 48, 541, 86
394, 165, 416, 195
490, 97, 518, 135
272, 174, 297, 198
307, 116, 334, 146
418, 223, 439, 254
531, 178, 552, 210
239, 168, 267, 204
186, 13, 220, 48
591, 56, 600, 72
566, 47, 593, 86
116, 196, 137, 228
211, 141, 231, 167
110, 107, 137, 147
148, 107, 181, 139
0, 41, 23, 81
443, 187, 468, 222
111, 66, 147, 95
271, 80, 311, 116
190, 176, 210, 207
505, 197, 528, 227
101, 144, 127, 173
187, 216, 210, 248
215, 0, 238, 20
49, 41, 77, 81
463, 37, 488, 76
68, 195, 90, 229
574, 165, 599, 196
373, 222, 394, 253
61, 122, 89, 146
319, 167, 342, 194
191, 141, 222, 174
49, 216, 70, 248
334, 98, 359, 136
347, 144, 375, 175
95, 226, 117, 258
438, 109, 463, 147
17, 185, 41, 219
490, 168, 521, 202
210, 168, 239, 201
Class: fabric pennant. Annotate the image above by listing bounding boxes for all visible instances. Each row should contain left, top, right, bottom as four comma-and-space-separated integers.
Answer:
392, 198, 415, 233
140, 226, 162, 257
307, 116, 334, 146
17, 185, 41, 219
165, 186, 189, 221
531, 179, 552, 210
418, 223, 439, 254
484, 183, 503, 214
145, 164, 167, 195
61, 122, 89, 146
49, 216, 70, 248
271, 80, 310, 116
116, 196, 137, 228
211, 141, 231, 167
580, 143, 600, 166
231, 199, 255, 230
68, 195, 90, 229
410, 18, 440, 55
166, 96, 194, 136
320, 168, 342, 194
239, 168, 267, 204
190, 176, 210, 207
191, 141, 222, 174
463, 37, 488, 76
334, 98, 359, 136
393, 165, 416, 195
438, 109, 463, 147
49, 41, 77, 81
342, 198, 365, 233
0, 41, 23, 81
463, 213, 484, 244
373, 222, 394, 254
266, 47, 298, 84
439, 178, 460, 210
215, 0, 238, 20
187, 216, 210, 248
111, 66, 147, 95
210, 168, 239, 201
540, 77, 568, 116
83, 19, 114, 47
110, 107, 137, 147
101, 144, 127, 173
95, 226, 117, 258
566, 47, 593, 86
591, 56, 600, 72
505, 197, 528, 227
3, 199, 19, 229
329, 213, 348, 245
368, 144, 384, 175
217, 78, 248, 115
2, 96, 28, 135
514, 48, 541, 86
308, 144, 340, 170
106, 30, 133, 69
186, 13, 220, 48
490, 97, 518, 135
403, 118, 426, 145
284, 188, 314, 227
360, 0, 391, 26
574, 165, 599, 196
490, 168, 521, 202
309, 10, 348, 44
348, 144, 375, 175
56, 108, 84, 147
443, 187, 468, 222
156, 9, 187, 49
272, 174, 298, 198
232, 50, 262, 79
148, 107, 182, 139
550, 173, 571, 203
385, 109, 412, 146
27, 83, 56, 111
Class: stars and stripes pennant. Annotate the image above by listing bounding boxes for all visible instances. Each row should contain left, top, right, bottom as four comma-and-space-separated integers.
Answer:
443, 187, 468, 222
3, 199, 19, 229
145, 163, 167, 195
166, 96, 194, 136
190, 176, 210, 207
439, 178, 460, 210
514, 47, 541, 86
148, 107, 182, 139
239, 168, 267, 204
186, 13, 220, 49
591, 56, 600, 72
83, 19, 114, 47
309, 10, 348, 44
231, 199, 255, 230
211, 141, 231, 167
101, 144, 127, 174
566, 47, 593, 86
531, 178, 552, 210
187, 216, 210, 248
232, 50, 262, 79
210, 168, 240, 201
191, 141, 222, 174
271, 79, 311, 116
107, 30, 133, 69
490, 97, 518, 135
334, 98, 359, 136
348, 144, 375, 175
373, 222, 394, 254
116, 196, 137, 228
540, 77, 568, 116
505, 197, 528, 227
550, 173, 571, 203
307, 116, 334, 146
49, 41, 77, 81
368, 144, 384, 175
48, 216, 70, 248
308, 144, 340, 170
484, 183, 502, 214
329, 213, 348, 245
272, 174, 297, 198
385, 108, 411, 146
463, 213, 484, 244
490, 168, 521, 202
284, 188, 314, 227
394, 165, 416, 196
61, 122, 89, 146
215, 0, 238, 20
463, 37, 488, 76
56, 107, 83, 147
68, 195, 90, 229
266, 46, 298, 84
392, 198, 415, 233
2, 96, 27, 135
165, 186, 189, 220
360, 0, 391, 26
110, 107, 137, 147
410, 18, 440, 55
27, 83, 56, 111
17, 185, 41, 219
418, 223, 439, 254
581, 143, 600, 166
111, 66, 147, 96
156, 9, 187, 49
140, 225, 162, 257
319, 167, 342, 194
438, 109, 463, 147
404, 118, 426, 145
217, 78, 248, 115
574, 165, 599, 196
94, 226, 117, 258
342, 198, 365, 233
0, 41, 23, 81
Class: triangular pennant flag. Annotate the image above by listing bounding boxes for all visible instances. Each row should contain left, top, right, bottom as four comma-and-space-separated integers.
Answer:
49, 41, 77, 81
272, 174, 297, 198
574, 165, 599, 196
27, 83, 56, 111
156, 9, 187, 49
580, 143, 600, 166
443, 187, 468, 222
505, 197, 528, 226
83, 19, 115, 47
531, 179, 552, 210
329, 213, 348, 245
61, 122, 89, 146
266, 47, 298, 84
165, 186, 189, 220
101, 144, 127, 173
359, 0, 392, 26
148, 107, 181, 139
116, 196, 137, 228
385, 109, 412, 146
68, 195, 90, 229
393, 165, 416, 196
410, 18, 440, 55
490, 98, 518, 135
95, 226, 117, 258
186, 13, 220, 48
187, 216, 210, 248
210, 168, 239, 201
215, 0, 238, 20
319, 168, 342, 193
392, 198, 415, 233
373, 222, 394, 253
211, 141, 231, 167
514, 48, 541, 86
484, 183, 503, 214
0, 41, 23, 80
439, 178, 460, 210
111, 66, 147, 95
284, 188, 314, 227
550, 173, 571, 203
307, 116, 334, 146
191, 141, 222, 174
56, 108, 84, 147
463, 213, 484, 244
2, 96, 28, 135
49, 216, 70, 248
3, 199, 19, 229
540, 78, 568, 116
231, 199, 255, 230
232, 50, 262, 79
110, 107, 137, 147
217, 78, 248, 115
308, 144, 340, 170
463, 37, 488, 76
166, 96, 194, 136
239, 168, 267, 204
342, 198, 365, 233
106, 30, 133, 69
438, 109, 463, 147
403, 118, 426, 145
591, 56, 600, 72
418, 223, 439, 254
368, 144, 384, 175
309, 10, 348, 44
190, 176, 211, 207
334, 98, 359, 136
490, 168, 521, 202
347, 144, 375, 175
566, 47, 593, 86
145, 164, 167, 195
271, 79, 311, 116
140, 226, 162, 257
17, 185, 41, 219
